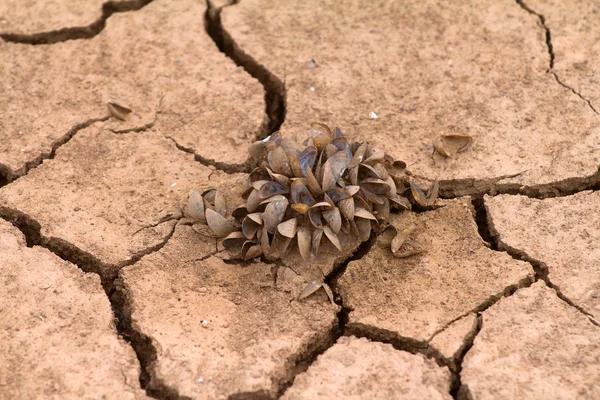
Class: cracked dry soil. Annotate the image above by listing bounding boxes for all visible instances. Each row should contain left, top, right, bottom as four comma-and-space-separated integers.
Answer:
1, 0, 599, 399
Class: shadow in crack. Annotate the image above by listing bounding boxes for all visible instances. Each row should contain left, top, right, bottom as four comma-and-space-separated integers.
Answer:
111, 279, 190, 400
204, 0, 286, 138
0, 0, 155, 44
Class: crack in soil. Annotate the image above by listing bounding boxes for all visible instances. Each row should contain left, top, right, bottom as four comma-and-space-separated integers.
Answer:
452, 316, 482, 400
204, 0, 286, 139
0, 0, 155, 45
268, 236, 378, 399
0, 209, 183, 398
0, 115, 110, 185
515, 0, 599, 115
436, 167, 600, 200
485, 202, 600, 327
112, 276, 191, 400
165, 135, 251, 174
0, 205, 179, 290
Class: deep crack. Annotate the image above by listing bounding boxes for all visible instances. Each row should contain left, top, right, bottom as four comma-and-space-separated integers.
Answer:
515, 0, 599, 115
112, 277, 191, 400
204, 0, 286, 138
0, 205, 179, 291
0, 208, 183, 398
165, 136, 250, 174
452, 316, 482, 400
438, 167, 600, 200
272, 236, 377, 398
485, 203, 600, 327
0, 116, 110, 184
0, 0, 155, 44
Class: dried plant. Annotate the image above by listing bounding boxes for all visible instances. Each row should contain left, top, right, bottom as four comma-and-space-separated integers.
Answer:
182, 123, 436, 263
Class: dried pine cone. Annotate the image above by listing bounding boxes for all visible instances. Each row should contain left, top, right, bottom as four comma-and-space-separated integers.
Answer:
220, 122, 427, 262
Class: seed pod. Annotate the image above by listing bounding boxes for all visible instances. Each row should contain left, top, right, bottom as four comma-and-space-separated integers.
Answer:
204, 122, 428, 265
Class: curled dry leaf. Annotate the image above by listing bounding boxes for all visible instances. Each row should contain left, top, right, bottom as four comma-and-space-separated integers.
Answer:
434, 133, 473, 158
205, 209, 233, 237
107, 99, 132, 120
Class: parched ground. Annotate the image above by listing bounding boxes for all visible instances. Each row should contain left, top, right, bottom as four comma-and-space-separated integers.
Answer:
1, 0, 599, 399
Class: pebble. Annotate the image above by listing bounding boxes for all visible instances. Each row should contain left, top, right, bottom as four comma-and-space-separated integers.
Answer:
369, 111, 378, 119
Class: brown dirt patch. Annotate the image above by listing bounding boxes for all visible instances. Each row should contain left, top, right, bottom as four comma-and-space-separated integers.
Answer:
486, 191, 600, 322
521, 0, 600, 112
0, 0, 262, 181
281, 336, 452, 400
0, 220, 145, 399
338, 198, 534, 343
118, 223, 337, 399
460, 281, 600, 399
0, 123, 242, 280
221, 0, 600, 195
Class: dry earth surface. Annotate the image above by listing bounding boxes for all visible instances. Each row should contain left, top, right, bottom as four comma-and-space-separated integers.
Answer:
1, 0, 599, 399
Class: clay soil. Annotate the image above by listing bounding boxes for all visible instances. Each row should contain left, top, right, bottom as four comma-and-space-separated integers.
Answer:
1, 0, 599, 399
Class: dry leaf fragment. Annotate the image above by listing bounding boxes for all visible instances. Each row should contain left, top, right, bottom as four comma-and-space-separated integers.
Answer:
391, 225, 416, 254
107, 100, 132, 120
434, 133, 473, 158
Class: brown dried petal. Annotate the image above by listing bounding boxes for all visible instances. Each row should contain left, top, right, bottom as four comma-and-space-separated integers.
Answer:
323, 225, 342, 252
338, 197, 354, 220
246, 189, 261, 213
214, 190, 227, 217
297, 226, 312, 262
308, 208, 324, 229
183, 190, 205, 222
298, 280, 323, 300
391, 225, 416, 254
205, 208, 233, 237
258, 181, 288, 199
264, 198, 289, 234
322, 151, 348, 191
311, 229, 323, 256
435, 133, 473, 158
278, 218, 298, 238
107, 100, 132, 120
354, 208, 377, 220
323, 207, 342, 234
